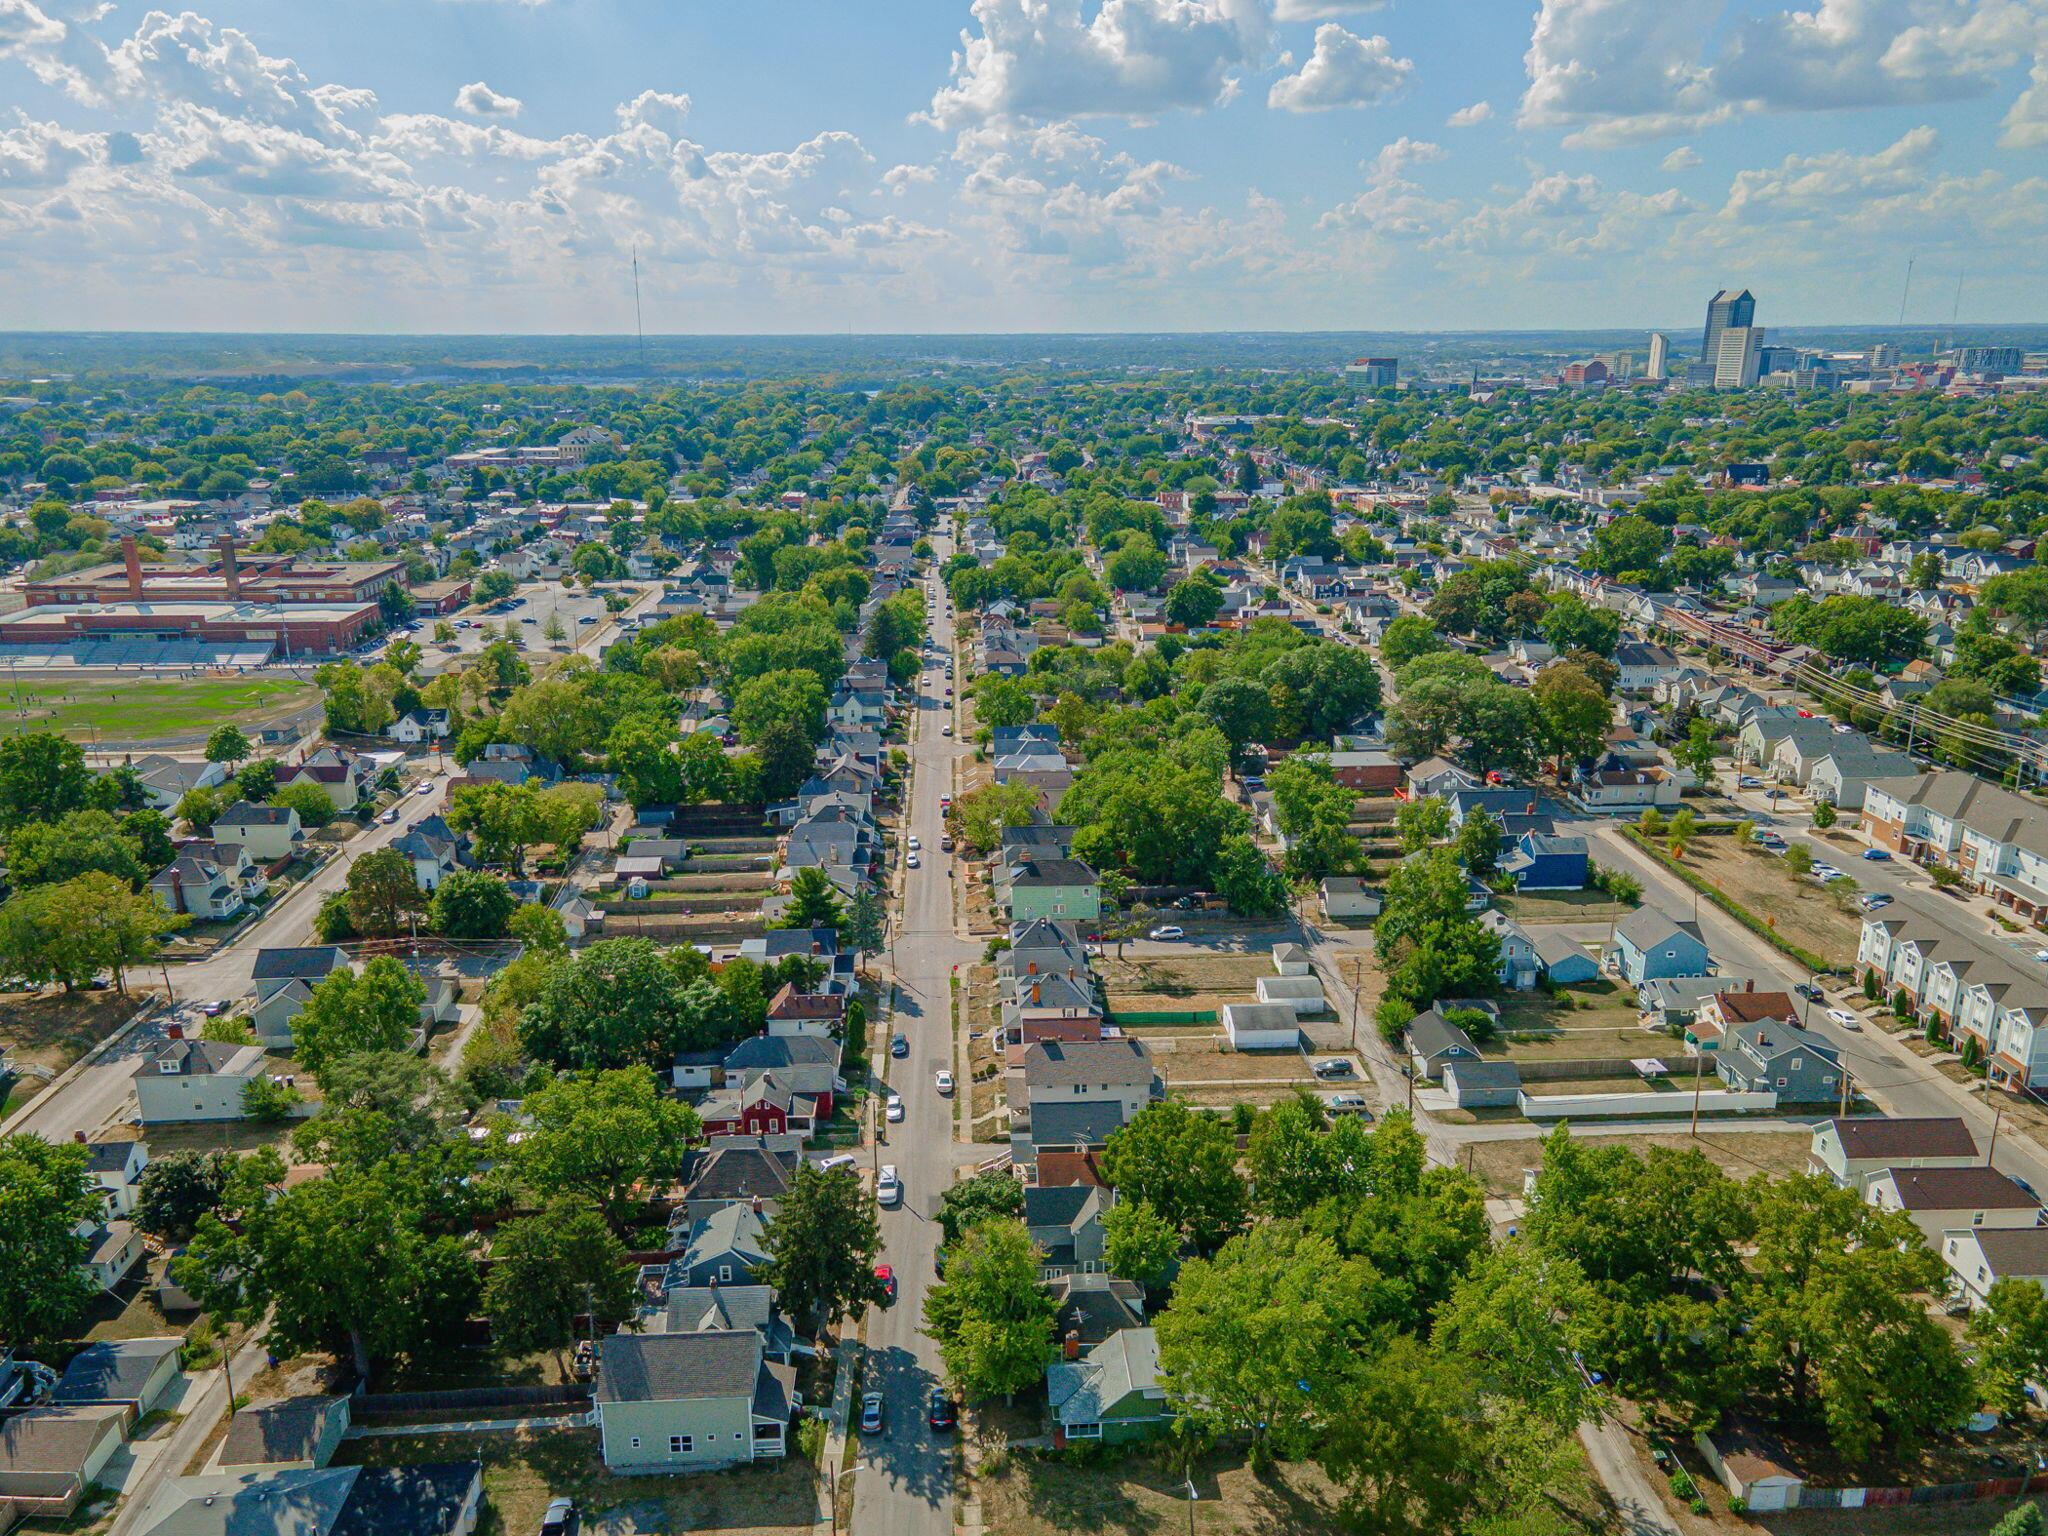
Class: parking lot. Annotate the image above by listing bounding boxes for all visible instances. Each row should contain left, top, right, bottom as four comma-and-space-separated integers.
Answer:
377, 581, 619, 665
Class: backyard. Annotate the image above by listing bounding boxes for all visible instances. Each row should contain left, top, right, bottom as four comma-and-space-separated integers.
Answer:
340, 1429, 821, 1536
0, 675, 317, 742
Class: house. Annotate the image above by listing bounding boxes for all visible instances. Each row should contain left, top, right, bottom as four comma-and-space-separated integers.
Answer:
386, 708, 451, 744
1326, 749, 1402, 791
1019, 1040, 1161, 1126
766, 985, 843, 1039
1612, 641, 1682, 693
1048, 1327, 1169, 1447
1404, 1008, 1481, 1081
246, 945, 349, 1048
1695, 989, 1801, 1053
655, 1285, 798, 1363
128, 754, 229, 813
210, 802, 304, 863
1807, 746, 1918, 810
1608, 910, 1710, 987
1500, 832, 1589, 891
1808, 1116, 1979, 1189
83, 1138, 149, 1218
1049, 1273, 1147, 1347
132, 1040, 268, 1124
275, 747, 371, 812
133, 1464, 485, 1536
722, 1036, 841, 1119
1405, 758, 1477, 801
1025, 1183, 1114, 1277
1530, 929, 1599, 985
1479, 911, 1540, 990
149, 850, 246, 921
1005, 858, 1102, 923
51, 1337, 182, 1422
1714, 1018, 1840, 1103
669, 1203, 771, 1289
81, 1221, 145, 1292
0, 1406, 131, 1526
1867, 1166, 2042, 1249
1443, 1059, 1523, 1109
392, 825, 462, 892
1943, 1226, 2048, 1310
1220, 1002, 1301, 1051
1271, 943, 1312, 977
674, 1139, 797, 1223
1319, 876, 1382, 920
215, 1396, 351, 1471
595, 1331, 795, 1473
1638, 974, 1752, 1031
695, 1072, 819, 1139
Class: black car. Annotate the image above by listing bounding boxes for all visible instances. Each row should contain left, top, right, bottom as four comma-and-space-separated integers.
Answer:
927, 1388, 957, 1431
1795, 983, 1824, 1003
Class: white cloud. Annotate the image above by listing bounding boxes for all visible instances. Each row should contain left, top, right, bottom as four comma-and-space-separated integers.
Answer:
883, 161, 937, 194
1721, 123, 1941, 220
454, 80, 522, 118
1319, 135, 1450, 234
922, 0, 1273, 127
1661, 144, 1701, 170
0, 116, 103, 186
1274, 0, 1381, 17
2005, 57, 2048, 144
616, 89, 691, 133
1446, 99, 1492, 126
1266, 23, 1412, 111
1519, 0, 1730, 145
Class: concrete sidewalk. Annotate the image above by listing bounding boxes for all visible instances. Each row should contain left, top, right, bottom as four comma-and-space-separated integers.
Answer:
813, 1336, 861, 1535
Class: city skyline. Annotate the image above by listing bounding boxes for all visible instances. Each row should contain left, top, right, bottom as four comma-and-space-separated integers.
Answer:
0, 0, 2045, 334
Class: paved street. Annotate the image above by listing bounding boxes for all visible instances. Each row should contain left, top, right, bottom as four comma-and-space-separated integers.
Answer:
853, 542, 972, 1536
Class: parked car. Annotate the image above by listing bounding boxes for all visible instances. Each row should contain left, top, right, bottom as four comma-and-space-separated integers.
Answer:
1826, 1008, 1861, 1030
907, 853, 921, 869
1737, 775, 1763, 788
199, 999, 229, 1018
942, 724, 954, 737
1148, 924, 1184, 941
818, 1153, 858, 1172
1860, 893, 1893, 911
1794, 983, 1824, 1002
875, 1264, 896, 1303
860, 1392, 884, 1434
1326, 1094, 1373, 1117
1312, 1058, 1355, 1079
908, 835, 921, 850
540, 1498, 577, 1536
380, 807, 400, 823
877, 1165, 901, 1206
571, 1340, 595, 1381
1861, 847, 1892, 861
928, 1389, 957, 1431
891, 1033, 909, 1058
940, 834, 954, 852
415, 780, 435, 795
935, 1069, 954, 1095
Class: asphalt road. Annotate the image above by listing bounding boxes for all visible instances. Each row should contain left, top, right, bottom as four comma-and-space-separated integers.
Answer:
853, 546, 972, 1536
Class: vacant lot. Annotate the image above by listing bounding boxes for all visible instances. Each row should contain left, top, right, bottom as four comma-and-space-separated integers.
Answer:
1461, 1129, 1816, 1198
1499, 889, 1629, 924
0, 675, 316, 742
0, 987, 152, 1074
1157, 1045, 1323, 1085
341, 1430, 819, 1536
1665, 838, 1861, 971
1100, 953, 1273, 1015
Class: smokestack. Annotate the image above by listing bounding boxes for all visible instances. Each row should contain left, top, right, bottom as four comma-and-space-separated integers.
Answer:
219, 536, 241, 599
120, 535, 143, 601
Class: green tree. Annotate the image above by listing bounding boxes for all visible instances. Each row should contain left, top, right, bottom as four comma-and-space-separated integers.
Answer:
1812, 801, 1838, 830
845, 885, 886, 971
0, 1134, 100, 1346
345, 847, 427, 939
924, 1218, 1059, 1401
1101, 1197, 1181, 1290
1540, 593, 1621, 658
1377, 614, 1446, 671
136, 1149, 235, 1241
757, 1162, 885, 1329
1454, 807, 1502, 880
294, 956, 425, 1075
1395, 796, 1452, 853
1101, 1100, 1247, 1253
0, 732, 93, 829
484, 1203, 637, 1358
1532, 663, 1613, 776
204, 725, 252, 767
950, 781, 1041, 855
509, 903, 568, 952
270, 781, 339, 828
6, 809, 146, 889
1990, 1506, 2048, 1536
1164, 575, 1223, 629
732, 668, 828, 746
428, 869, 517, 939
937, 1169, 1026, 1245
1213, 832, 1289, 916
516, 1066, 700, 1229
782, 866, 845, 931
1971, 1279, 2048, 1419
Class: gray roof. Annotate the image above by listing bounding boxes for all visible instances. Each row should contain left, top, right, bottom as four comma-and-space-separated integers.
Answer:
597, 1330, 761, 1404
52, 1337, 181, 1405
251, 947, 348, 983
1030, 1099, 1129, 1148
1023, 1039, 1153, 1091
1445, 1060, 1523, 1089
134, 1039, 264, 1081
136, 1464, 483, 1536
0, 1404, 127, 1476
1010, 858, 1098, 889
1971, 1227, 2048, 1278
217, 1397, 349, 1468
724, 1035, 840, 1073
1048, 1326, 1160, 1425
1613, 909, 1705, 952
215, 801, 299, 826
662, 1284, 782, 1339
1828, 1116, 1977, 1161
1403, 1007, 1477, 1061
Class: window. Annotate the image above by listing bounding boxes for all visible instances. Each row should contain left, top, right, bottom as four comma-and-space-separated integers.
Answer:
719, 1265, 732, 1283
1775, 1076, 1787, 1087
671, 1435, 691, 1454
1068, 1422, 1102, 1439
1789, 1057, 1803, 1071
1974, 1212, 1986, 1226
630, 1437, 641, 1450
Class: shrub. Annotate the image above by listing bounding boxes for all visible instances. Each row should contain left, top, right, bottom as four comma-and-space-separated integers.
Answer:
1812, 802, 1837, 829
242, 1076, 302, 1123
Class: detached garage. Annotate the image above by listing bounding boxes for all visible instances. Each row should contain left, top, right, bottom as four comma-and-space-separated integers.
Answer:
1319, 877, 1382, 920
1255, 976, 1326, 1014
1221, 1003, 1301, 1051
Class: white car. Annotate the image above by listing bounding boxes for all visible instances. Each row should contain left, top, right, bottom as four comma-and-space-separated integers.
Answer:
908, 835, 921, 850
877, 1165, 902, 1206
380, 807, 399, 823
935, 1069, 955, 1095
818, 1153, 858, 1172
415, 780, 435, 796
1148, 924, 1184, 941
942, 724, 954, 737
886, 1093, 904, 1123
907, 853, 921, 869
1826, 1008, 1860, 1030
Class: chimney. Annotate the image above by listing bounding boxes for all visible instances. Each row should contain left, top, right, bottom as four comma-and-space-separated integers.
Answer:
169, 868, 184, 913
73, 1129, 86, 1143
1063, 1331, 1081, 1361
219, 536, 241, 599
120, 535, 143, 600
1031, 983, 1041, 1005
1746, 977, 1755, 992
751, 1194, 763, 1215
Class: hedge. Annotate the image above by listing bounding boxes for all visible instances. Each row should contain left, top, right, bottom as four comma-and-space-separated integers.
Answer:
1620, 827, 1835, 975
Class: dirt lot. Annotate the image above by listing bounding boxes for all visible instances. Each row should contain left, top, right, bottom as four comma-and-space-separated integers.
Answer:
1668, 839, 1861, 971
1099, 953, 1275, 1016
341, 1429, 820, 1536
0, 986, 156, 1073
1460, 1129, 1816, 1198
1499, 889, 1631, 924
1156, 1045, 1326, 1085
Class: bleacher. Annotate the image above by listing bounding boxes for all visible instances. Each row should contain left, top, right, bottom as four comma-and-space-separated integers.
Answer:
0, 639, 276, 670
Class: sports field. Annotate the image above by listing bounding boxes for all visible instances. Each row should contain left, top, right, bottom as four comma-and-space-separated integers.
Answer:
0, 676, 317, 743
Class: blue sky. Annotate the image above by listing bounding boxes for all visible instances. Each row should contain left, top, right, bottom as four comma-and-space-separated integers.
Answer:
1, 0, 2044, 333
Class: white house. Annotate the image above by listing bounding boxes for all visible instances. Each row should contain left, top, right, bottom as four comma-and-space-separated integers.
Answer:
1864, 1165, 2042, 1250
210, 802, 304, 864
132, 1040, 267, 1124
1943, 1226, 2048, 1311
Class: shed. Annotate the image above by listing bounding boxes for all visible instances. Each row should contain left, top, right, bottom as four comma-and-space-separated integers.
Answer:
1694, 1419, 1804, 1512
215, 1396, 351, 1472
1443, 1060, 1523, 1109
1270, 943, 1312, 977
0, 1405, 129, 1523
1219, 1003, 1301, 1051
1530, 929, 1600, 985
1254, 976, 1326, 1014
1319, 876, 1382, 920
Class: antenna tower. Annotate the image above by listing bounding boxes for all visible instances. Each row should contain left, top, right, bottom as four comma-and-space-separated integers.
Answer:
632, 245, 646, 373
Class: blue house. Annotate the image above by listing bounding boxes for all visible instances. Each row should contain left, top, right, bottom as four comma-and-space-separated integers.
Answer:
1501, 831, 1589, 892
1608, 910, 1711, 987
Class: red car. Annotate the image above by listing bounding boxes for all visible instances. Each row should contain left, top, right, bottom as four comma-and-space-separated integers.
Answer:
875, 1264, 896, 1304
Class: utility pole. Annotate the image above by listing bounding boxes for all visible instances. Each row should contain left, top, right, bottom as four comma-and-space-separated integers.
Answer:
1988, 1099, 2005, 1168
1838, 1061, 1852, 1119
1689, 1049, 1706, 1136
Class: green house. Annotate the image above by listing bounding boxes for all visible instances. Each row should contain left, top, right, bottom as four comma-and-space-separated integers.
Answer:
1048, 1326, 1170, 1446
1006, 857, 1102, 924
